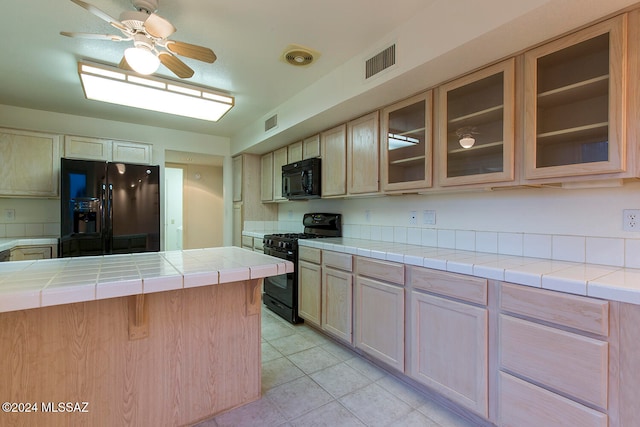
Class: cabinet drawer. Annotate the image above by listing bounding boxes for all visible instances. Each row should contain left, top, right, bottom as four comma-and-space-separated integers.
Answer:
499, 372, 607, 427
410, 266, 487, 305
500, 315, 608, 409
356, 257, 404, 285
253, 239, 264, 251
322, 251, 352, 272
299, 246, 321, 264
500, 282, 608, 336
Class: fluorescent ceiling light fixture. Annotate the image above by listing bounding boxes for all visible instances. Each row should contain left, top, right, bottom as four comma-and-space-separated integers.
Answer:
77, 61, 234, 121
388, 133, 419, 150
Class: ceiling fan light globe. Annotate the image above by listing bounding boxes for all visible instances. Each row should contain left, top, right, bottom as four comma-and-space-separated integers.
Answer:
459, 136, 475, 149
124, 47, 160, 75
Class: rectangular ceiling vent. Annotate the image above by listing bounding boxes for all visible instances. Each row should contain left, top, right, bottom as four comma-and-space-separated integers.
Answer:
365, 44, 396, 79
265, 114, 278, 132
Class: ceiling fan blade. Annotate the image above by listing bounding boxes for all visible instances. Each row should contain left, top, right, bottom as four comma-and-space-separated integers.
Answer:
158, 52, 194, 79
118, 56, 133, 71
165, 41, 216, 63
144, 13, 176, 39
60, 31, 126, 41
69, 0, 129, 33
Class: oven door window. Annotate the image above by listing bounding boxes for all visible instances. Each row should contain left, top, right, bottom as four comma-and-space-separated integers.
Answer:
264, 273, 294, 307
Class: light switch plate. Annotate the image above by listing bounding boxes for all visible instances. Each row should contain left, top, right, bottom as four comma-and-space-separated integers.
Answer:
423, 210, 436, 225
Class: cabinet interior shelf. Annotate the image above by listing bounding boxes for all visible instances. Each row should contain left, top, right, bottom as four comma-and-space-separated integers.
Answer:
448, 105, 504, 126
537, 122, 608, 144
537, 75, 608, 107
390, 127, 426, 138
389, 155, 426, 165
448, 141, 503, 155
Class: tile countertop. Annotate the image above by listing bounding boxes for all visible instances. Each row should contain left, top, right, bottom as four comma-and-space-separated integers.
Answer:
0, 247, 293, 314
299, 237, 640, 306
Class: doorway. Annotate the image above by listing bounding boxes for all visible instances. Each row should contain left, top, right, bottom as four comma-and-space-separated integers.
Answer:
164, 167, 184, 251
165, 151, 224, 250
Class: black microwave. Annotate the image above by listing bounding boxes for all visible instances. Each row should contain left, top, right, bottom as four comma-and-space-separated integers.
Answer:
282, 157, 321, 200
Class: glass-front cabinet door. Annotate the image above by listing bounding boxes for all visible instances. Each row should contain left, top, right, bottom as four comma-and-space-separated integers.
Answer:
438, 58, 516, 186
380, 91, 433, 192
523, 16, 626, 180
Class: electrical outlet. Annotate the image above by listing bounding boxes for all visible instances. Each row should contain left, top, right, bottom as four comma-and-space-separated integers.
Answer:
623, 209, 640, 231
365, 210, 371, 223
3, 209, 15, 221
409, 211, 417, 225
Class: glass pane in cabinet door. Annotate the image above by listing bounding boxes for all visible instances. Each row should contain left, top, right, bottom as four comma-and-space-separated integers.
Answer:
535, 33, 609, 168
387, 100, 426, 184
446, 72, 504, 178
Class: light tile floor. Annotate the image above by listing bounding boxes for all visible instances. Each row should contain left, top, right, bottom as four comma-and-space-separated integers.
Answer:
195, 307, 480, 427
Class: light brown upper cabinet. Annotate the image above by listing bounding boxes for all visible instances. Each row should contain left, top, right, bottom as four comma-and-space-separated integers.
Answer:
523, 15, 626, 180
0, 128, 61, 197
288, 141, 303, 163
272, 146, 288, 201
260, 152, 274, 202
347, 111, 379, 195
438, 59, 516, 186
321, 124, 347, 197
380, 91, 433, 193
303, 134, 321, 159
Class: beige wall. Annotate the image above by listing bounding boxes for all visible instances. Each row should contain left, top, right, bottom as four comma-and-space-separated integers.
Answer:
182, 163, 224, 249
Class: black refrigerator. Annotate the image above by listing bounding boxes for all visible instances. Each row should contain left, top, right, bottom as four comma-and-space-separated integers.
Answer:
60, 158, 160, 257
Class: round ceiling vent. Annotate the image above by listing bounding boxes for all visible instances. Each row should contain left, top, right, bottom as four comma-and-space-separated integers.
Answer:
285, 50, 314, 66
282, 45, 320, 66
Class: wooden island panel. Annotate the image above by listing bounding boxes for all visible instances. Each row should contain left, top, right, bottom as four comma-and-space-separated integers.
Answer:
0, 279, 262, 427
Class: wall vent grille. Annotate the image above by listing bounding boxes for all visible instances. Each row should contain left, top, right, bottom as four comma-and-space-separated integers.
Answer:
265, 114, 278, 132
365, 44, 396, 79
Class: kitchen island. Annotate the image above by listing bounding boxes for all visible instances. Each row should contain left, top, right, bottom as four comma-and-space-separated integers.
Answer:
0, 247, 292, 427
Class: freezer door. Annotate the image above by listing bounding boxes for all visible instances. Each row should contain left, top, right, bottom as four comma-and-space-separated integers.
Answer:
60, 158, 107, 257
107, 162, 160, 254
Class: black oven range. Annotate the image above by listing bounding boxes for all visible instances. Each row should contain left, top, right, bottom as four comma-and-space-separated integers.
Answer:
263, 213, 342, 324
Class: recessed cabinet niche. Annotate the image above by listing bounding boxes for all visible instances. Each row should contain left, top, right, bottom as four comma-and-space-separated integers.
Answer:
380, 91, 433, 192
523, 15, 626, 180
438, 59, 515, 186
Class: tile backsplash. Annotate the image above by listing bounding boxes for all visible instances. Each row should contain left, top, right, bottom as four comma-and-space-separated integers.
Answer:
247, 220, 639, 269
0, 223, 60, 238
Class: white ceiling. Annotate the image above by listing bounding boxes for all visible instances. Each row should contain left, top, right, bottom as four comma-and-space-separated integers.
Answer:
1, 0, 637, 153
0, 0, 429, 137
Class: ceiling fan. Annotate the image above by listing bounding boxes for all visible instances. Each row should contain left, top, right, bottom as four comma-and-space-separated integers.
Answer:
61, 0, 216, 78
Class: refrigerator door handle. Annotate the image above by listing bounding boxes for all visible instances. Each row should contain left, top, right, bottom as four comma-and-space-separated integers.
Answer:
107, 183, 113, 254
101, 183, 107, 253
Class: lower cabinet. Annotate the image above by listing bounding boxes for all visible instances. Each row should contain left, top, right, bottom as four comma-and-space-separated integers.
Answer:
294, 249, 629, 426
321, 251, 353, 344
10, 245, 56, 261
499, 373, 607, 427
497, 282, 610, 427
408, 266, 489, 418
299, 263, 322, 327
354, 257, 405, 372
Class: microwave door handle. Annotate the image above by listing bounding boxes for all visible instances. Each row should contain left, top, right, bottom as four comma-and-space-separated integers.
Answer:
301, 171, 307, 193
283, 176, 289, 195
